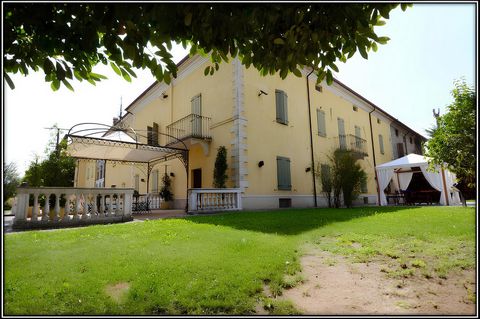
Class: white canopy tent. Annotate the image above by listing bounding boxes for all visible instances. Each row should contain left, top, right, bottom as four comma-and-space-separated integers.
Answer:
375, 154, 461, 206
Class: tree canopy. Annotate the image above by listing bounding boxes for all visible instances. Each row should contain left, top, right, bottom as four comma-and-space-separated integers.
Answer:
23, 131, 76, 188
4, 3, 409, 91
425, 79, 476, 187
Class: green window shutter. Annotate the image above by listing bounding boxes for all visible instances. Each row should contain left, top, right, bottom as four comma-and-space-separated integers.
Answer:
337, 118, 346, 149
355, 126, 361, 138
379, 134, 384, 154
317, 110, 326, 136
275, 90, 287, 124
153, 122, 159, 145
277, 156, 291, 190
147, 126, 153, 145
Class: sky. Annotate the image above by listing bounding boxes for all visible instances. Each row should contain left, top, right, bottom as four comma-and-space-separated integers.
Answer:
3, 3, 476, 177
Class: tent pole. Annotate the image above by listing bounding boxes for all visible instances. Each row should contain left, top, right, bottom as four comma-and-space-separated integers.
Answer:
440, 166, 450, 206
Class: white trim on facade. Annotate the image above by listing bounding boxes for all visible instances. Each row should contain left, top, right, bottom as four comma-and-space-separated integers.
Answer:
231, 57, 249, 191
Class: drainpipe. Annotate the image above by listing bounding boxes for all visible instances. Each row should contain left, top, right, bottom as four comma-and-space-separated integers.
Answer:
368, 108, 381, 206
306, 69, 317, 207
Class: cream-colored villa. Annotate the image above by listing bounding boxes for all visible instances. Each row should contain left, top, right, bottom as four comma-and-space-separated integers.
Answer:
70, 54, 426, 211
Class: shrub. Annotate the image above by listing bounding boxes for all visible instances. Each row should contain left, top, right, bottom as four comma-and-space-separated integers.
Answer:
213, 146, 228, 188
159, 174, 174, 202
324, 149, 367, 208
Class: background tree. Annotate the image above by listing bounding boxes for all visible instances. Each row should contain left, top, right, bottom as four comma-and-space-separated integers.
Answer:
213, 146, 228, 188
3, 162, 20, 209
22, 134, 76, 207
4, 3, 410, 90
425, 79, 476, 188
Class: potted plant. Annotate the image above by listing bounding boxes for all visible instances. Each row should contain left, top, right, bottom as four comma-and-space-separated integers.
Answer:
159, 173, 174, 209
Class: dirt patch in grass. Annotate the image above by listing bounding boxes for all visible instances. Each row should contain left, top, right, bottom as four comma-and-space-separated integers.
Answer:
277, 249, 475, 315
105, 282, 130, 303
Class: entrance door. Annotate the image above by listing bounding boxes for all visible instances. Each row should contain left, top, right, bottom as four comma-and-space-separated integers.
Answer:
192, 168, 202, 188
191, 94, 202, 137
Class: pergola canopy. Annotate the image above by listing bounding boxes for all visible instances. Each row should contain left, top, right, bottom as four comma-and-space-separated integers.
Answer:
65, 123, 188, 168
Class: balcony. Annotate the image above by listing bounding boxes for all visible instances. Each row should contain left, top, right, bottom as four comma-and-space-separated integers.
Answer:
334, 134, 368, 159
166, 114, 212, 149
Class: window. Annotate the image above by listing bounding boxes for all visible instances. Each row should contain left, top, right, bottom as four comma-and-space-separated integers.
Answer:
152, 170, 159, 193
153, 122, 159, 145
409, 137, 413, 144
353, 105, 358, 112
354, 125, 362, 148
276, 156, 291, 190
279, 198, 292, 208
191, 94, 202, 137
147, 122, 159, 145
379, 134, 385, 154
147, 126, 153, 145
315, 85, 322, 92
134, 174, 140, 192
397, 143, 405, 157
316, 109, 326, 137
361, 178, 368, 193
395, 129, 399, 137
275, 90, 288, 125
337, 118, 346, 149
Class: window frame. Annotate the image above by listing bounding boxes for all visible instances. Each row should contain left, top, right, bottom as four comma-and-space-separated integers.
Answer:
276, 156, 292, 191
275, 89, 288, 125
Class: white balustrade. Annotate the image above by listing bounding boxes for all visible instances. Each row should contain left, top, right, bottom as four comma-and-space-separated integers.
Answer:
12, 187, 135, 229
187, 188, 242, 213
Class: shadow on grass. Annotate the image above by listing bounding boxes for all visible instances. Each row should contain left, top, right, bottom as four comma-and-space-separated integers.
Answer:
186, 206, 418, 236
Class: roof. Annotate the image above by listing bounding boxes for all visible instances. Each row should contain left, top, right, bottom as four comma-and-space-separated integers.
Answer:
117, 54, 426, 140
67, 134, 186, 164
376, 153, 431, 170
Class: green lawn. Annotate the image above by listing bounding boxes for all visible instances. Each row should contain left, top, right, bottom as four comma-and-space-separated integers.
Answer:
4, 206, 475, 315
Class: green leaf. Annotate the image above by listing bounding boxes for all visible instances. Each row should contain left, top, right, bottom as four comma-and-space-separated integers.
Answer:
51, 79, 60, 91
273, 38, 285, 45
184, 12, 192, 26
376, 20, 386, 26
55, 62, 65, 80
371, 42, 378, 52
110, 62, 122, 76
121, 70, 132, 82
4, 72, 15, 89
43, 58, 54, 74
329, 63, 339, 73
292, 68, 302, 77
358, 45, 368, 59
163, 72, 171, 84
62, 79, 74, 91
90, 73, 107, 80
377, 36, 390, 45
204, 66, 210, 76
326, 70, 333, 85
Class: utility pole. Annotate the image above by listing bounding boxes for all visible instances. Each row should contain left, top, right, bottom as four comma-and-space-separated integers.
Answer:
44, 126, 68, 157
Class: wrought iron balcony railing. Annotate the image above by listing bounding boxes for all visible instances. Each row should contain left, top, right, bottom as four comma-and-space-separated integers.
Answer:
334, 134, 368, 157
166, 114, 212, 145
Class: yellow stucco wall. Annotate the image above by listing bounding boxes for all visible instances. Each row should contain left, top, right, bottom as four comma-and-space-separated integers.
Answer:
75, 160, 96, 188
74, 55, 419, 207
